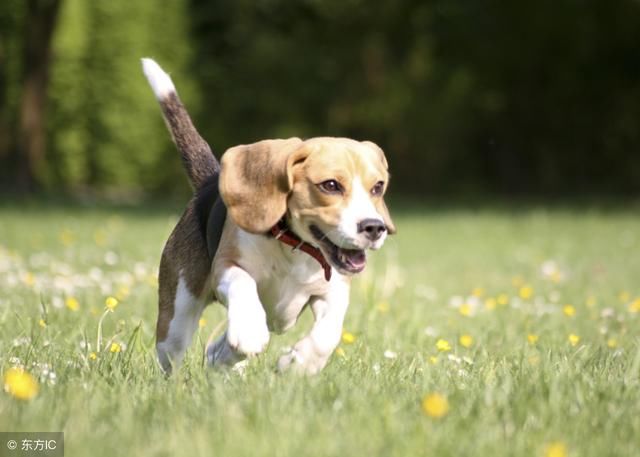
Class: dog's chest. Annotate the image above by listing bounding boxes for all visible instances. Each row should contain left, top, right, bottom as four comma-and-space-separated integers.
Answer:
237, 231, 330, 333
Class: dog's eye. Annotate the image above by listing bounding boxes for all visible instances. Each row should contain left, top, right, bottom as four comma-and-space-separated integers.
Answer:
318, 179, 344, 194
371, 181, 385, 196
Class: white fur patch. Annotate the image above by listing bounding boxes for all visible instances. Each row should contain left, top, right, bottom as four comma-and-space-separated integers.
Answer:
334, 177, 387, 249
141, 58, 176, 100
157, 273, 203, 371
217, 266, 271, 356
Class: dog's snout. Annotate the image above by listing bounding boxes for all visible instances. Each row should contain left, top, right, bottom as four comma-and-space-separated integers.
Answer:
357, 218, 386, 241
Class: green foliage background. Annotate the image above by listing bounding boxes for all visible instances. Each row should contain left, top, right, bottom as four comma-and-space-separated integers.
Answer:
2, 0, 640, 196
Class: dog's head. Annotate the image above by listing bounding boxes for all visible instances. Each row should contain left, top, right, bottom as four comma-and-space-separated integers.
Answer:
220, 137, 395, 275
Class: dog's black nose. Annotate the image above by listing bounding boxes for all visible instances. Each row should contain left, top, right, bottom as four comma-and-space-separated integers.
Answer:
357, 219, 387, 241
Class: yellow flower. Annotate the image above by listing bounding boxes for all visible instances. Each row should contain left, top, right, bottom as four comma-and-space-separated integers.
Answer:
105, 296, 118, 310
585, 296, 597, 307
93, 230, 107, 247
497, 294, 509, 306
59, 229, 75, 246
459, 335, 473, 348
563, 305, 576, 317
89, 352, 97, 360
115, 286, 130, 300
607, 338, 618, 349
422, 393, 449, 418
335, 347, 346, 358
376, 302, 390, 313
38, 319, 47, 328
568, 334, 580, 347
65, 297, 80, 311
23, 272, 35, 287
198, 318, 207, 328
472, 287, 484, 297
484, 298, 497, 310
628, 298, 640, 313
459, 303, 472, 317
109, 342, 121, 353
618, 291, 630, 303
436, 339, 451, 352
544, 442, 568, 457
428, 356, 439, 365
3, 368, 39, 400
527, 334, 539, 345
342, 331, 356, 344
519, 285, 534, 300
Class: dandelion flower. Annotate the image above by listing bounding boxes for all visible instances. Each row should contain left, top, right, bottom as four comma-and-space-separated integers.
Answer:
3, 368, 39, 400
484, 298, 497, 310
472, 288, 484, 297
65, 297, 80, 311
23, 272, 36, 287
519, 285, 533, 300
563, 305, 576, 317
607, 338, 618, 349
109, 342, 121, 353
628, 298, 640, 313
421, 393, 449, 418
376, 302, 390, 313
436, 339, 451, 352
618, 291, 630, 303
459, 335, 473, 348
527, 334, 539, 345
38, 319, 47, 328
105, 296, 118, 311
428, 356, 439, 365
545, 442, 568, 457
198, 318, 207, 328
459, 303, 472, 317
89, 352, 98, 360
568, 334, 580, 347
497, 294, 509, 306
116, 286, 130, 300
59, 229, 75, 246
341, 331, 356, 344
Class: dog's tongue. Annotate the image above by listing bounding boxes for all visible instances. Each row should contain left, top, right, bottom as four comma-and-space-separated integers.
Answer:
341, 248, 366, 270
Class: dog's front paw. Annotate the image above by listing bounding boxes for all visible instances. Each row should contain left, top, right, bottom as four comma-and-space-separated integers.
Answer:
227, 319, 270, 356
277, 341, 329, 375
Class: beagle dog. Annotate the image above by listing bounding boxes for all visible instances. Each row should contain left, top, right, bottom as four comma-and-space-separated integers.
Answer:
142, 59, 395, 375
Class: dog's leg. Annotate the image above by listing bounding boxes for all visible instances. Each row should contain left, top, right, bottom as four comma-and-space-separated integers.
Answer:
206, 266, 270, 366
277, 281, 350, 375
156, 272, 205, 373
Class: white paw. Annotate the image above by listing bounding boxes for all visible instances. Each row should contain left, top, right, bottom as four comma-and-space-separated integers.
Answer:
227, 319, 270, 356
277, 344, 328, 375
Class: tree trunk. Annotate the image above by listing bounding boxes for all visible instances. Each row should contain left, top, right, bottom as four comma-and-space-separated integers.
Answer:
16, 0, 61, 192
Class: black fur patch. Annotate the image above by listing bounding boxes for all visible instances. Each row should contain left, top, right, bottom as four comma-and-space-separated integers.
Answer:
194, 174, 227, 260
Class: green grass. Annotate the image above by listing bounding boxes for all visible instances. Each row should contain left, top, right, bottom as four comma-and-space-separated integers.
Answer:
1, 201, 639, 457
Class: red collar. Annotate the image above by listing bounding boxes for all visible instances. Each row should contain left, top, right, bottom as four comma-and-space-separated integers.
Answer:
269, 220, 332, 281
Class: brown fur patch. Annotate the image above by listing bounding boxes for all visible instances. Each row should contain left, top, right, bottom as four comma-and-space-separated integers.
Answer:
156, 198, 213, 342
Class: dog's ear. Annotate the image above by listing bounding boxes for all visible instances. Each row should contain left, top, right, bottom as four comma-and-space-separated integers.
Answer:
220, 138, 306, 233
362, 141, 396, 235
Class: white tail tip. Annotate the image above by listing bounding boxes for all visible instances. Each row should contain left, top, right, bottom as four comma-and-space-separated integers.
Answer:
141, 58, 176, 100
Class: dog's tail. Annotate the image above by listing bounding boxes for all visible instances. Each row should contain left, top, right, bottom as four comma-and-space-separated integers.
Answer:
141, 58, 218, 190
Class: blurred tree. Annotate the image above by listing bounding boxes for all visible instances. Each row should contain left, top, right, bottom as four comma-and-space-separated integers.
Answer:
0, 0, 61, 192
1, 0, 639, 197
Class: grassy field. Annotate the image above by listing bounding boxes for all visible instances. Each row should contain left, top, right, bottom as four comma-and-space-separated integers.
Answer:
1, 200, 639, 457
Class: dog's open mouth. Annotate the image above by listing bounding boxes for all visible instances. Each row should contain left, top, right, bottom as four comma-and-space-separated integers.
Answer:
309, 225, 366, 274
